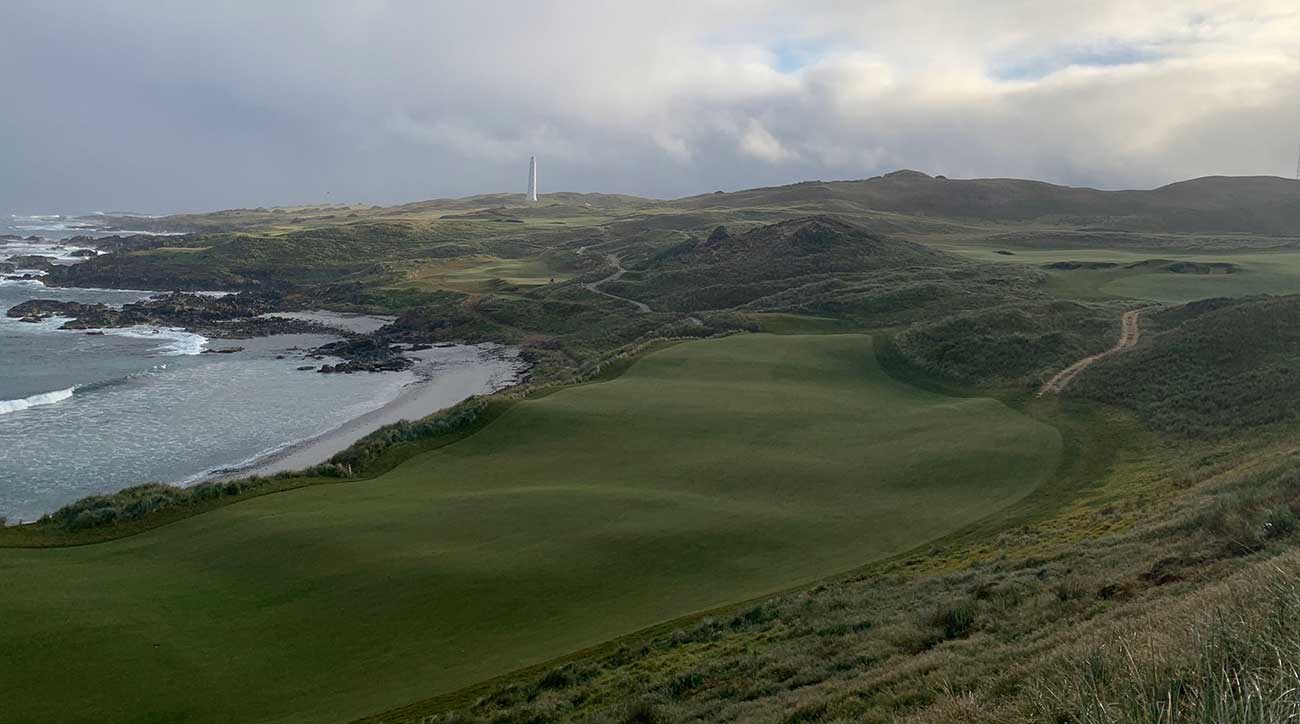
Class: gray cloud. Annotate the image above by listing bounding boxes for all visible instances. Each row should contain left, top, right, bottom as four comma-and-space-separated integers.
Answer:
4, 0, 1299, 213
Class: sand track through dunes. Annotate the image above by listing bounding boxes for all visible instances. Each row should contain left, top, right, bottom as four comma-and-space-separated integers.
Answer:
582, 253, 651, 312
1039, 308, 1148, 396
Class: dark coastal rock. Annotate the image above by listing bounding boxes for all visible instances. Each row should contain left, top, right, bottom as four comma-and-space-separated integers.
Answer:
311, 336, 415, 374
7, 255, 58, 270
86, 331, 105, 335
6, 299, 109, 321
318, 358, 412, 374
9, 289, 436, 378
199, 316, 333, 339
0, 263, 14, 274
4, 293, 311, 336
296, 365, 317, 371
311, 337, 400, 361
68, 249, 98, 258
65, 234, 166, 254
0, 233, 21, 241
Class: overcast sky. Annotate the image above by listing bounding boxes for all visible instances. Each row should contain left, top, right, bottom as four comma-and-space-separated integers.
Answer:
4, 1, 1299, 213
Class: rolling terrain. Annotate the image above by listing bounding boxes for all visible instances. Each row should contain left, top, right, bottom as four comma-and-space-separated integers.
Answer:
0, 334, 1059, 724
7, 172, 1300, 723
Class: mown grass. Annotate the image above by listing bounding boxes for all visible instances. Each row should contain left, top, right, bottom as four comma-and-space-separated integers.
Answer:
391, 254, 573, 295
0, 333, 1060, 724
379, 408, 1300, 724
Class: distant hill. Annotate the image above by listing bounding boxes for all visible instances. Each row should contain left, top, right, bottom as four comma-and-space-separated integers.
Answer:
91, 192, 656, 233
92, 172, 1299, 236
383, 192, 655, 215
673, 171, 1300, 235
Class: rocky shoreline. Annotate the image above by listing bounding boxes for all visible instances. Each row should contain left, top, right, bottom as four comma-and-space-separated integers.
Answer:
5, 291, 421, 374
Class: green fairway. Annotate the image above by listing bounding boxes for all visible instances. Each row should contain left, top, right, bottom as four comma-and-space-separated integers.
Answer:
393, 254, 571, 294
0, 334, 1061, 724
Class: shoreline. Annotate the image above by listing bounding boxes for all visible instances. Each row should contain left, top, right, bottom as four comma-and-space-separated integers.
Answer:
2, 236, 531, 519
206, 344, 525, 481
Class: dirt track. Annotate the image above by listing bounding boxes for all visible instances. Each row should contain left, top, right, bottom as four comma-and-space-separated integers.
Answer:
582, 253, 652, 313
1038, 307, 1148, 396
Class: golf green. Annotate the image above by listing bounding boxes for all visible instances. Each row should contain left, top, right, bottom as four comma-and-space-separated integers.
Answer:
0, 334, 1061, 724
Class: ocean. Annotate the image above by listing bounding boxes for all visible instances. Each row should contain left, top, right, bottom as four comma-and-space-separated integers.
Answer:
0, 214, 518, 522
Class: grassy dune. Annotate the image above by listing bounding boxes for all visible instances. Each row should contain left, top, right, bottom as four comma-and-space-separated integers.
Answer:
0, 333, 1060, 724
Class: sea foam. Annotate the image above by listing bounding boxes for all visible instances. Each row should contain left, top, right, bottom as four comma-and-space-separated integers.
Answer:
101, 326, 208, 356
0, 387, 75, 416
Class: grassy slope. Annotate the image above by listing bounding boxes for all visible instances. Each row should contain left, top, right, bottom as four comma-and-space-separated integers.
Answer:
0, 334, 1060, 724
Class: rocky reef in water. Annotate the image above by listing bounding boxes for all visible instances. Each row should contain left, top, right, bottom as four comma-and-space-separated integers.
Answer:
6, 291, 418, 373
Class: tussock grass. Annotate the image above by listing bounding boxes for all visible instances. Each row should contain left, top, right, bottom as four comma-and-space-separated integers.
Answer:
1026, 555, 1300, 724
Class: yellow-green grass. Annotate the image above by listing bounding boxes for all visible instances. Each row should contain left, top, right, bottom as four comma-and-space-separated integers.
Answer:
746, 312, 862, 334
937, 244, 1300, 303
130, 246, 212, 255
392, 254, 571, 294
0, 334, 1061, 724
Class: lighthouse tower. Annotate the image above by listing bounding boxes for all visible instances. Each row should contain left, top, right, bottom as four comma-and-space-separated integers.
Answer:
527, 156, 538, 202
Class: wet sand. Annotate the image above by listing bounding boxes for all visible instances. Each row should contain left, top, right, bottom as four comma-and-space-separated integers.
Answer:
217, 344, 525, 479
256, 310, 397, 335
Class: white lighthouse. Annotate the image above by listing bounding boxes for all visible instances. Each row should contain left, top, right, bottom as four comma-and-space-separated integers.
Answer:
526, 156, 538, 202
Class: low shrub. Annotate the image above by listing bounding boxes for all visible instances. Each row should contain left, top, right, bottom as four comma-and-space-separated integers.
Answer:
926, 599, 978, 641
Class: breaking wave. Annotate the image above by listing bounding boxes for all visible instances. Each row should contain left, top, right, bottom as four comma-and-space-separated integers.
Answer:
0, 388, 74, 416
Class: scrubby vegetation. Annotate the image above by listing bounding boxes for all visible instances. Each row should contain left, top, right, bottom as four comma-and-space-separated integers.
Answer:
894, 300, 1119, 388
1072, 295, 1300, 437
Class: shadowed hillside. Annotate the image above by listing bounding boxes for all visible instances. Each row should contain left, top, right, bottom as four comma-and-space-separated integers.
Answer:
677, 171, 1300, 235
604, 217, 1072, 335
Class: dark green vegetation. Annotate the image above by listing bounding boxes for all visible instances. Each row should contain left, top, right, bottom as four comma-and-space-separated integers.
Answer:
7, 171, 1300, 724
0, 334, 1061, 724
1073, 295, 1300, 437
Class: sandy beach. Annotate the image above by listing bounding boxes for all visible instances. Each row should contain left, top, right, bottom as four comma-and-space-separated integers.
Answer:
217, 343, 525, 479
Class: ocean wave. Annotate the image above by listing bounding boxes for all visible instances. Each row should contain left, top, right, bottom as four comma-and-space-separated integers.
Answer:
0, 277, 47, 289
0, 315, 75, 332
0, 388, 75, 416
98, 326, 207, 356
75, 363, 169, 395
1, 242, 98, 263
0, 361, 176, 419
